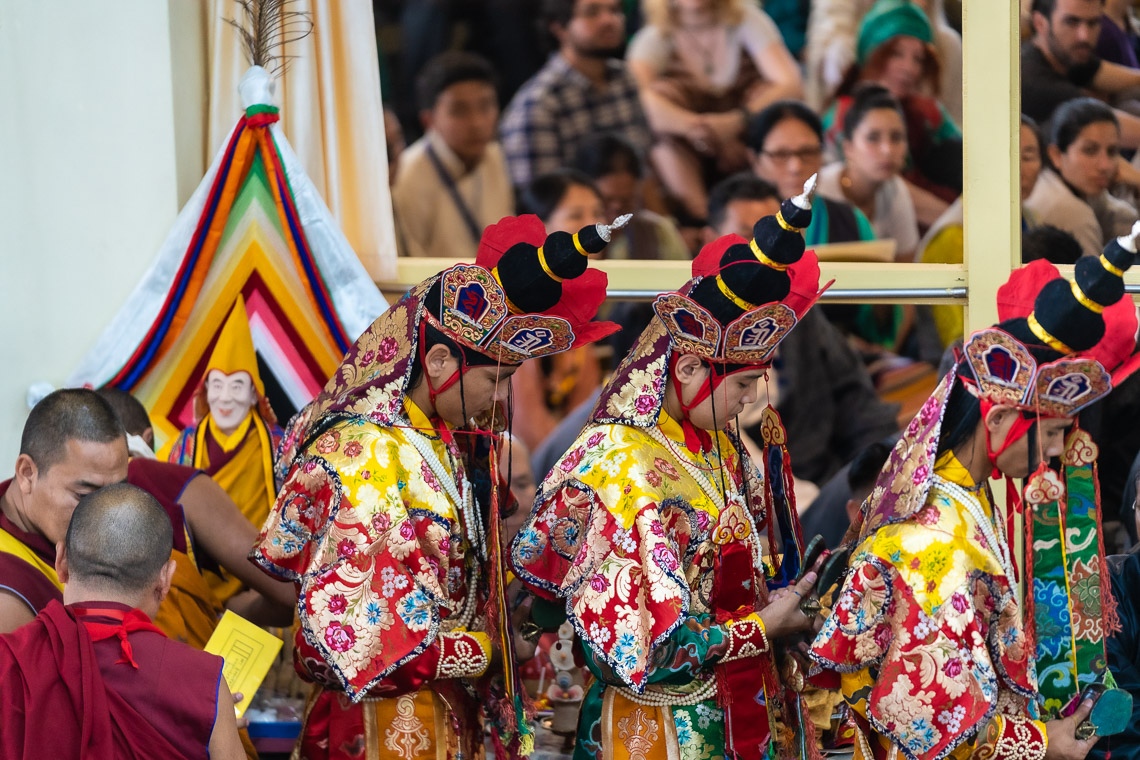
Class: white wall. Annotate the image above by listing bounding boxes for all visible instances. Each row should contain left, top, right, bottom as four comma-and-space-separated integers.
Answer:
0, 2, 198, 468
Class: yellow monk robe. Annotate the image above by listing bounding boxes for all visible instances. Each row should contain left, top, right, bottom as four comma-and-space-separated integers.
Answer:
190, 411, 276, 602
0, 508, 63, 616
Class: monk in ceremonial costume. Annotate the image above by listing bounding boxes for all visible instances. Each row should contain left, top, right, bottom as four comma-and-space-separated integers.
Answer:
252, 213, 626, 759
170, 295, 283, 602
99, 387, 294, 645
0, 482, 244, 759
808, 229, 1140, 759
511, 178, 831, 760
0, 389, 128, 633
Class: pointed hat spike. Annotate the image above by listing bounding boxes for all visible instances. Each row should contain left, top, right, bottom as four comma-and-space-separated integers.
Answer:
1118, 219, 1140, 254
596, 214, 633, 243
791, 173, 818, 211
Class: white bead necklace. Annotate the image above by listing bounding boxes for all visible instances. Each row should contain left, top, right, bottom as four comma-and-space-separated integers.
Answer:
646, 426, 726, 512
616, 675, 718, 706
404, 424, 486, 563
931, 475, 1015, 580
646, 426, 766, 577
441, 572, 478, 632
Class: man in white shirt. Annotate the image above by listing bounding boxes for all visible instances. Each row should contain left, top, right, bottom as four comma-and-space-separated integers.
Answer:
393, 52, 514, 258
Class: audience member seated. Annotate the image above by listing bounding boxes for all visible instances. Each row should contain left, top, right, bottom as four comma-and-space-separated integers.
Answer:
393, 52, 513, 258
511, 170, 607, 451
625, 0, 803, 223
818, 86, 920, 262
1024, 97, 1137, 258
0, 389, 127, 634
801, 440, 894, 549
804, 0, 962, 123
500, 0, 652, 188
0, 483, 244, 759
822, 0, 962, 211
1097, 0, 1140, 69
747, 100, 876, 246
572, 132, 691, 259
1022, 0, 1140, 148
1022, 224, 1085, 265
817, 86, 933, 364
917, 114, 1046, 347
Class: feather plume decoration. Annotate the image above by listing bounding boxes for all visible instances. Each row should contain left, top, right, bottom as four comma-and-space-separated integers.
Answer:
225, 0, 313, 75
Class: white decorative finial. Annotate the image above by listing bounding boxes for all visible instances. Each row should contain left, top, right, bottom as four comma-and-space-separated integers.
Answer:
791, 173, 817, 211
1118, 220, 1140, 254
238, 66, 277, 110
597, 213, 633, 242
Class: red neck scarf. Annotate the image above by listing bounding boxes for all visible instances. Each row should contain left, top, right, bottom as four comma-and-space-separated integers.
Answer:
72, 606, 166, 669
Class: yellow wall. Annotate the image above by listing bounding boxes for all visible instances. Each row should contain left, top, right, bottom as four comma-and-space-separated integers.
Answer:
0, 1, 203, 467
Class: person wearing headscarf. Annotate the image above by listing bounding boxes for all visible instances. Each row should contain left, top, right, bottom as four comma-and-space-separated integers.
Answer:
512, 177, 830, 759
251, 213, 625, 759
810, 227, 1140, 760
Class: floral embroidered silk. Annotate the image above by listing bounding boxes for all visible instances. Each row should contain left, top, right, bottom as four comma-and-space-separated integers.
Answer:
513, 408, 777, 760
256, 397, 479, 699
810, 452, 1046, 760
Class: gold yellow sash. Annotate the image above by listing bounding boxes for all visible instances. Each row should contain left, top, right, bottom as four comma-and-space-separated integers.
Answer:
0, 527, 61, 591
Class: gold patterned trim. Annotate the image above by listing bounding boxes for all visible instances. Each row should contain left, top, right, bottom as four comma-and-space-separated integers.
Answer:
749, 238, 789, 270
775, 210, 802, 232
537, 246, 565, 282
715, 274, 757, 310
1027, 313, 1073, 354
572, 232, 589, 256
1070, 280, 1104, 313
1100, 253, 1125, 277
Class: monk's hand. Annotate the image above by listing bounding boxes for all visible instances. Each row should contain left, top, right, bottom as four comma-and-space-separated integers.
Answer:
231, 692, 250, 730
759, 570, 821, 641
1044, 700, 1098, 760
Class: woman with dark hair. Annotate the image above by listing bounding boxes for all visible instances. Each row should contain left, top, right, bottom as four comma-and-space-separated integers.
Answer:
811, 230, 1140, 760
572, 132, 691, 260
821, 0, 962, 209
818, 86, 919, 262
747, 99, 876, 247
817, 86, 922, 360
1024, 97, 1137, 258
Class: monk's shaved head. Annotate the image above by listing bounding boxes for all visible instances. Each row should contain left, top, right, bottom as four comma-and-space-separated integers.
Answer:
65, 483, 173, 593
95, 387, 152, 438
21, 389, 125, 472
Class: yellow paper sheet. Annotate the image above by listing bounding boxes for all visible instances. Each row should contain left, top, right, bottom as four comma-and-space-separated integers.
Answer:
204, 610, 284, 717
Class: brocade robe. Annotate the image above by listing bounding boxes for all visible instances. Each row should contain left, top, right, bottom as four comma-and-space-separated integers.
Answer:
254, 397, 493, 760
513, 410, 790, 760
810, 452, 1046, 760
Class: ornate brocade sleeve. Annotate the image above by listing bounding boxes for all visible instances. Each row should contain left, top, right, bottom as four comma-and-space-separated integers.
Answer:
255, 433, 486, 701
810, 516, 1038, 760
581, 614, 730, 686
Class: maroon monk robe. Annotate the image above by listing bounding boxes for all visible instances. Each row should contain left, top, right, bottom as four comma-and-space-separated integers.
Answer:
0, 600, 223, 760
0, 479, 63, 614
127, 459, 198, 554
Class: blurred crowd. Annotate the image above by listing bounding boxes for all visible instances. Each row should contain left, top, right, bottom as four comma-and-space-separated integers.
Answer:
376, 0, 1140, 552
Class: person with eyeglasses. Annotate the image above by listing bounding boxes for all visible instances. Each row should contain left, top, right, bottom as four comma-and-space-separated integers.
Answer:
746, 100, 876, 249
